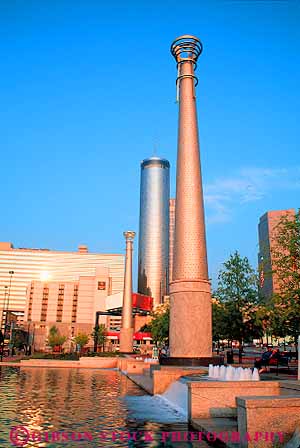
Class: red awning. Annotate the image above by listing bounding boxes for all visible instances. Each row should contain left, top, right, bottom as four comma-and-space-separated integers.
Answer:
106, 331, 152, 341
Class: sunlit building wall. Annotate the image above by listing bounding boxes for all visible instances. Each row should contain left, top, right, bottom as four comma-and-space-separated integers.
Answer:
258, 209, 295, 299
0, 242, 125, 321
24, 267, 111, 350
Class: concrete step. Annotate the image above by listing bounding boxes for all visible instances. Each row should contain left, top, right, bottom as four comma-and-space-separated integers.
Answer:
280, 380, 300, 395
191, 417, 239, 447
126, 373, 153, 394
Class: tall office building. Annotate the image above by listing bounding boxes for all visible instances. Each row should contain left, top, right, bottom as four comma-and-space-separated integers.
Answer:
169, 198, 176, 284
0, 242, 125, 322
24, 267, 111, 350
258, 209, 295, 299
137, 157, 170, 307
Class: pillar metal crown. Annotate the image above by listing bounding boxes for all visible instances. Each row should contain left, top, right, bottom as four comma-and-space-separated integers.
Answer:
171, 35, 203, 100
171, 35, 203, 68
123, 231, 136, 241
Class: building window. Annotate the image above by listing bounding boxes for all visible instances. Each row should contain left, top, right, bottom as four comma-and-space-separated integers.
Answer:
40, 285, 49, 322
28, 291, 33, 322
71, 284, 78, 323
56, 284, 64, 322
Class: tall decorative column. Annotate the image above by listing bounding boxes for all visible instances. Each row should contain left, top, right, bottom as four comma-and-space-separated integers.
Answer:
169, 35, 212, 362
119, 231, 135, 353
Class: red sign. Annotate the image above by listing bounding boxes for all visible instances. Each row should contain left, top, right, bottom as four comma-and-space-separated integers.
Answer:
132, 293, 153, 311
98, 282, 106, 290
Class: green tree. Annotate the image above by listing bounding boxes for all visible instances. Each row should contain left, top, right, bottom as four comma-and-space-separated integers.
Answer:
92, 324, 107, 352
253, 303, 273, 341
74, 332, 89, 353
148, 300, 170, 345
47, 326, 67, 352
241, 303, 268, 342
214, 251, 259, 347
212, 298, 229, 344
12, 329, 27, 350
270, 210, 300, 351
139, 323, 151, 332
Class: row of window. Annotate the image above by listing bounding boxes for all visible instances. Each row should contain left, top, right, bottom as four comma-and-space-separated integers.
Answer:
71, 286, 78, 323
28, 284, 80, 323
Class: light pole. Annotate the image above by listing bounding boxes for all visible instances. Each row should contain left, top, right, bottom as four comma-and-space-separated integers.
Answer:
6, 271, 14, 315
1, 286, 8, 331
1, 286, 8, 362
6, 271, 14, 357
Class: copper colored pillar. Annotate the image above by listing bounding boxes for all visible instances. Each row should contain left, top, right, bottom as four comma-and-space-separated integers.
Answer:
119, 231, 135, 353
169, 35, 212, 359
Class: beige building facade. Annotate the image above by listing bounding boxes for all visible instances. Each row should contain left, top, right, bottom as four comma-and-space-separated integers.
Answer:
23, 271, 153, 352
24, 267, 114, 351
0, 242, 125, 324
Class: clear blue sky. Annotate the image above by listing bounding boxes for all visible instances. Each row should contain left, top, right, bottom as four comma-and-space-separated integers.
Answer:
0, 0, 299, 288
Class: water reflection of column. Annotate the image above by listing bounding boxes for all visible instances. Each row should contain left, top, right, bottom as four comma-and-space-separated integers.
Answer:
119, 372, 129, 396
120, 231, 135, 353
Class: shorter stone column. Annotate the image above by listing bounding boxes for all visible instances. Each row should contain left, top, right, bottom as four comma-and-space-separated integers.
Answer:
119, 231, 135, 353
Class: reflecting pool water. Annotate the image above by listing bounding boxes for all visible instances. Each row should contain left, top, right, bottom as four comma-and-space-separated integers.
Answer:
0, 367, 210, 447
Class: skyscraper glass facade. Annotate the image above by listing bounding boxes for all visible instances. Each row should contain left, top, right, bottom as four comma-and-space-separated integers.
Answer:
137, 157, 170, 306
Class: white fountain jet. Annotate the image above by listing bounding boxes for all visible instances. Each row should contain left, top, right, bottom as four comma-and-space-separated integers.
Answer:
252, 368, 260, 381
220, 365, 226, 380
207, 365, 260, 381
233, 367, 239, 381
247, 368, 253, 380
226, 366, 235, 381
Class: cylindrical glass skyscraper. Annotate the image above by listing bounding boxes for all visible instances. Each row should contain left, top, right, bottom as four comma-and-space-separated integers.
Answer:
138, 157, 170, 307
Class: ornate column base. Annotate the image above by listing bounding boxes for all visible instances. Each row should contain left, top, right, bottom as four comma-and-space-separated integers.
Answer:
119, 327, 134, 353
169, 279, 212, 358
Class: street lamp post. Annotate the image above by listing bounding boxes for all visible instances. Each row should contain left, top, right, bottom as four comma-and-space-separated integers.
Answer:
4, 271, 14, 358
6, 271, 14, 317
1, 286, 8, 362
1, 286, 8, 331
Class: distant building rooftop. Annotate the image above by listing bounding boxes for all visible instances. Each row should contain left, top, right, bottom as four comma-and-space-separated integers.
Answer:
0, 242, 92, 254
141, 157, 170, 169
